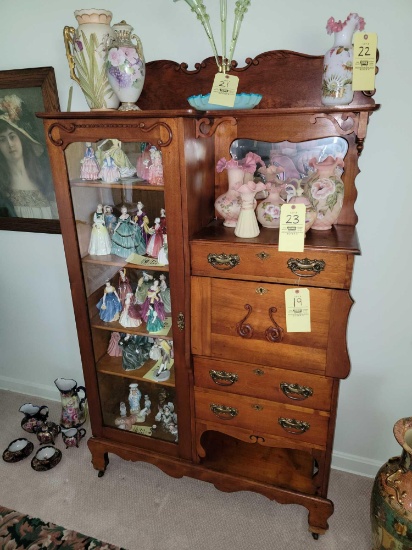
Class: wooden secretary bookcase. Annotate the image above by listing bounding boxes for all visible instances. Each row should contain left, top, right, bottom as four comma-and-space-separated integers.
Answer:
40, 50, 379, 538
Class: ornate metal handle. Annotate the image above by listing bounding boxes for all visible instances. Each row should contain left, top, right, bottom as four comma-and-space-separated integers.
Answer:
210, 403, 238, 420
280, 382, 313, 401
278, 417, 310, 435
63, 26, 80, 86
208, 253, 240, 270
287, 258, 326, 278
209, 370, 239, 386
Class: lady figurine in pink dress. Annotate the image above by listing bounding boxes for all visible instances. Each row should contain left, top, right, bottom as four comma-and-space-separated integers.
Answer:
146, 217, 164, 258
80, 142, 100, 180
148, 147, 164, 186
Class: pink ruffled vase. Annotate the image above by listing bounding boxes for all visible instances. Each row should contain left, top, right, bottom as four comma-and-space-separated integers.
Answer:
215, 160, 243, 227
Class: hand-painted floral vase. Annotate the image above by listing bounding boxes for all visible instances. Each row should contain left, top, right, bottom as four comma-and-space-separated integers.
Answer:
215, 160, 244, 227
288, 179, 317, 233
321, 13, 365, 106
107, 20, 145, 111
306, 156, 345, 230
371, 417, 412, 549
64, 9, 120, 110
256, 182, 285, 229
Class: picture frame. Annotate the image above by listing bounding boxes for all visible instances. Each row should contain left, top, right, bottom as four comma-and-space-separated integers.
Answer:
0, 66, 61, 234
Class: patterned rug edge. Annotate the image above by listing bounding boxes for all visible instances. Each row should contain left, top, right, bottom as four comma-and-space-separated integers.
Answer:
0, 505, 127, 549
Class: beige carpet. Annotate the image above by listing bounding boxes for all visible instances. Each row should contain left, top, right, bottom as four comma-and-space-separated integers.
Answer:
0, 389, 374, 549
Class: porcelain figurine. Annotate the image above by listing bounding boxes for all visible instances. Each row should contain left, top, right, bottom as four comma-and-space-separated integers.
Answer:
96, 280, 122, 322
157, 235, 169, 265
148, 146, 164, 185
146, 218, 164, 258
118, 334, 151, 370
119, 292, 142, 328
155, 402, 178, 441
115, 413, 137, 430
155, 339, 173, 382
96, 138, 136, 177
104, 205, 117, 236
98, 155, 121, 183
19, 403, 49, 433
54, 378, 87, 428
61, 427, 86, 448
119, 401, 127, 417
141, 280, 166, 333
234, 180, 266, 238
134, 201, 151, 245
118, 268, 133, 306
107, 331, 123, 356
135, 142, 151, 180
80, 142, 100, 180
159, 208, 167, 233
135, 271, 153, 304
144, 395, 151, 414
34, 422, 61, 445
149, 340, 162, 360
128, 382, 141, 413
134, 407, 149, 423
88, 203, 112, 255
159, 273, 172, 313
111, 205, 146, 258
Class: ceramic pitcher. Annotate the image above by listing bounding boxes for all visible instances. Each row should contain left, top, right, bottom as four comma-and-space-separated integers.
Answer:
63, 8, 120, 110
54, 378, 87, 428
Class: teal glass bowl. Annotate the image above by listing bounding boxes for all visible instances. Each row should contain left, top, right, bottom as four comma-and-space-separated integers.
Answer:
187, 93, 262, 111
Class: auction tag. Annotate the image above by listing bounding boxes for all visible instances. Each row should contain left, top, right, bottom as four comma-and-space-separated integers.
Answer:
278, 203, 305, 252
208, 73, 239, 108
352, 32, 378, 91
130, 425, 153, 436
285, 288, 311, 332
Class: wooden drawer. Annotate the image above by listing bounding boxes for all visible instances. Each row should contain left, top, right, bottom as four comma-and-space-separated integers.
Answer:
191, 276, 352, 378
195, 388, 330, 447
190, 241, 354, 289
194, 356, 333, 411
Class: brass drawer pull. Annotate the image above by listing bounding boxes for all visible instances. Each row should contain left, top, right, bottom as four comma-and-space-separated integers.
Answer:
280, 382, 314, 401
278, 417, 310, 435
210, 403, 238, 420
209, 370, 239, 386
208, 253, 240, 270
287, 258, 326, 278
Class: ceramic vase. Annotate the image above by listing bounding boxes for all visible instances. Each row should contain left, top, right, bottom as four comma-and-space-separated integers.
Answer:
64, 9, 120, 110
256, 183, 285, 229
107, 20, 145, 111
321, 13, 365, 106
371, 417, 412, 549
214, 166, 243, 227
307, 156, 345, 230
288, 179, 317, 233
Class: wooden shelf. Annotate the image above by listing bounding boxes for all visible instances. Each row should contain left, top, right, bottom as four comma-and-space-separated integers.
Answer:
91, 312, 174, 340
71, 178, 165, 191
97, 354, 176, 388
82, 253, 169, 272
199, 431, 317, 495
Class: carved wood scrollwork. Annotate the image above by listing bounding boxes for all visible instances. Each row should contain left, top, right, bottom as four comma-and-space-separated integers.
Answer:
48, 121, 173, 148
309, 112, 359, 136
236, 305, 284, 342
196, 116, 237, 138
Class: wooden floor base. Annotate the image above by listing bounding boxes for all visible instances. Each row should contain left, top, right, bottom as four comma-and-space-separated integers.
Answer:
88, 436, 333, 537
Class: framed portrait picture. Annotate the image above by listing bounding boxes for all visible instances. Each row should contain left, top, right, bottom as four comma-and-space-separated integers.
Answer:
0, 67, 61, 233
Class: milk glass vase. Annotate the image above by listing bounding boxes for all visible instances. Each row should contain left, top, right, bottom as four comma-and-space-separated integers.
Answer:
321, 13, 365, 106
106, 20, 145, 111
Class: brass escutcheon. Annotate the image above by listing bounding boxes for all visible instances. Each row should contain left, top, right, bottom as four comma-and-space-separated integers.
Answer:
256, 287, 268, 295
253, 369, 265, 376
256, 251, 270, 261
177, 312, 185, 331
252, 404, 263, 411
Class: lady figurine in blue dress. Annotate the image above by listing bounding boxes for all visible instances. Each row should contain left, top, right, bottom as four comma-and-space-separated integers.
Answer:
96, 280, 122, 322
111, 205, 146, 259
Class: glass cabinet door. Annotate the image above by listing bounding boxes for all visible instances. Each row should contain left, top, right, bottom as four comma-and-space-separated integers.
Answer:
65, 138, 178, 445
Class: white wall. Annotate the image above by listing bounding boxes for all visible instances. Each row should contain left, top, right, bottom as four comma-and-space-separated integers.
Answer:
0, 0, 410, 477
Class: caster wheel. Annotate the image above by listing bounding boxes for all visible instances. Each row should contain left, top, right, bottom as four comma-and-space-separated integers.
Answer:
312, 533, 319, 540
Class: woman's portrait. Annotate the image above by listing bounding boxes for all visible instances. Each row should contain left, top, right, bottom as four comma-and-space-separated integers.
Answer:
0, 91, 57, 219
